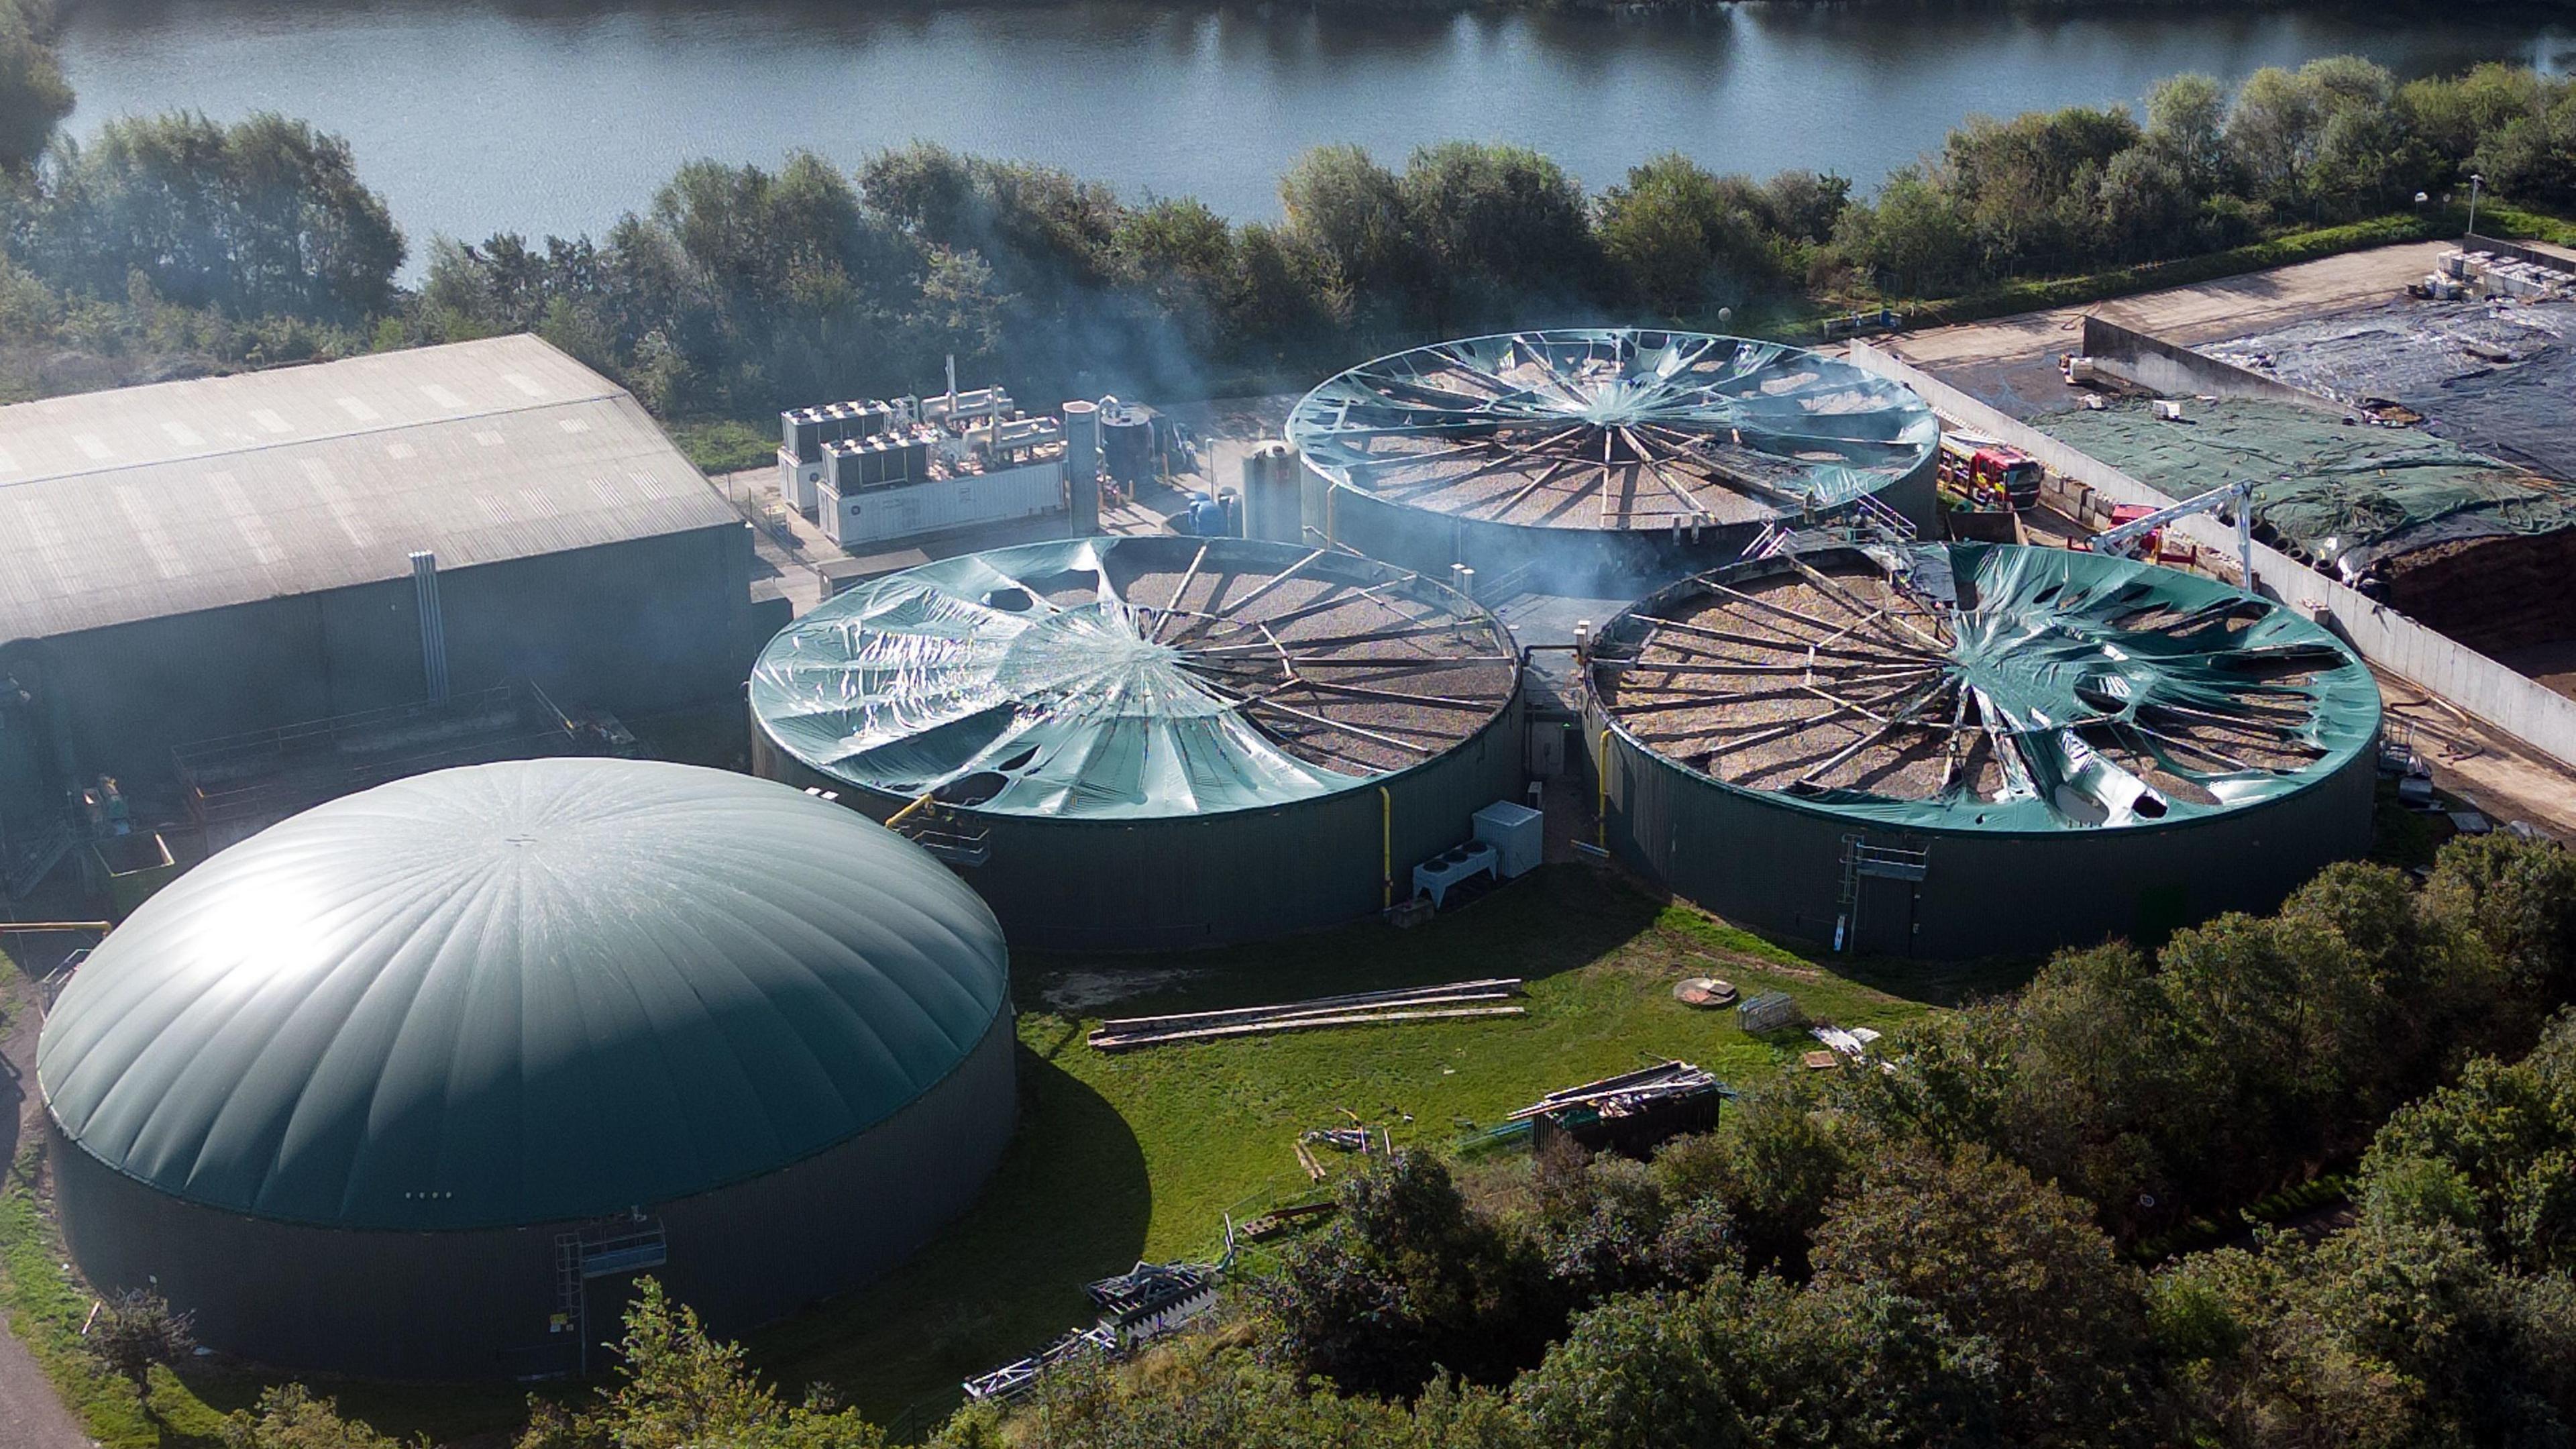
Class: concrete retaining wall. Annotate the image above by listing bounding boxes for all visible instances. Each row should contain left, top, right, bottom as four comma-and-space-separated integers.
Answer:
2078, 316, 2339, 412
2464, 233, 2576, 278
1850, 340, 2576, 773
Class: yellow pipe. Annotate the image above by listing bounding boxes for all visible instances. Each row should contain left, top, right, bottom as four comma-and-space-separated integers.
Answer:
885, 793, 935, 830
0, 921, 109, 934
1380, 786, 1393, 909
1596, 728, 1612, 849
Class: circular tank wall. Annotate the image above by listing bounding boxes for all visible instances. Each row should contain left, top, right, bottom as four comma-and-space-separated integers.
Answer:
1580, 543, 2381, 958
751, 535, 1527, 950
1286, 329, 1939, 592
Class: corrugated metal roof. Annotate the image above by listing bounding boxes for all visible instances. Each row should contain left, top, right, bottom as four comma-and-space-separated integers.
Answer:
0, 335, 741, 642
37, 758, 1012, 1231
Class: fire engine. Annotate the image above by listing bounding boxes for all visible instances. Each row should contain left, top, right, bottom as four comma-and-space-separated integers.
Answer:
1935, 435, 2043, 513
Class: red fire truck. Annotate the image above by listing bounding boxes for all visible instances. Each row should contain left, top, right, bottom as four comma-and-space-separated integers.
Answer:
1935, 435, 2043, 513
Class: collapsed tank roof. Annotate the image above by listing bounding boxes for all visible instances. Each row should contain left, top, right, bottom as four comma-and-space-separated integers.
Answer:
750, 535, 1520, 820
1285, 329, 1939, 531
36, 758, 1010, 1232
1589, 542, 2380, 833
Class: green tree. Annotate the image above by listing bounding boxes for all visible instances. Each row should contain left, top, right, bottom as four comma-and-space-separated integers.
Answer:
1530, 1141, 1735, 1305
1279, 143, 1434, 338
1594, 153, 1774, 317
2424, 833, 2576, 1019
2225, 57, 2420, 223
21, 111, 403, 319
221, 1385, 423, 1449
2156, 1218, 2576, 1448
1651, 1077, 1850, 1277
0, 0, 70, 170
1941, 104, 2140, 272
1398, 140, 1595, 331
1248, 1150, 1554, 1395
521, 1279, 882, 1449
1833, 166, 1978, 299
2145, 73, 2235, 191
1810, 1144, 2153, 1446
2361, 1011, 2576, 1275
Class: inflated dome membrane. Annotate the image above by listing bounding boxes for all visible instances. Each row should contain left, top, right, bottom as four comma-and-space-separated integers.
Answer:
36, 759, 1010, 1232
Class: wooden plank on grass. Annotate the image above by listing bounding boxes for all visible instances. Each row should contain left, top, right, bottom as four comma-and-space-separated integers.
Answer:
1088, 1005, 1527, 1051
1093, 978, 1523, 1037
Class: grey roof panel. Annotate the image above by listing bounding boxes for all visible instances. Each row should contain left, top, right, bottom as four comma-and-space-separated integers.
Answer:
36, 759, 1011, 1231
0, 336, 739, 641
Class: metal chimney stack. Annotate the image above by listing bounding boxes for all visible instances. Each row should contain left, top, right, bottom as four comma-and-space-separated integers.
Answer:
1062, 400, 1102, 535
1240, 440, 1305, 544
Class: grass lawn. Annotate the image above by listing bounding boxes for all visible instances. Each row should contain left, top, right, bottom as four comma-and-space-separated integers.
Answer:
745, 864, 1990, 1432
0, 867, 2006, 1445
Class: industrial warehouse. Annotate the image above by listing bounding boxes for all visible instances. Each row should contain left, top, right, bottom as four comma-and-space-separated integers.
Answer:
7, 238, 2576, 1413
0, 335, 768, 889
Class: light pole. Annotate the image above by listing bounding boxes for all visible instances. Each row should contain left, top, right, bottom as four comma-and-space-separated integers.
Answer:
2468, 173, 2485, 240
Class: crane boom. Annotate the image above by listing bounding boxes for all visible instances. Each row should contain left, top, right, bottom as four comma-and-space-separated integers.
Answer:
2092, 480, 2259, 592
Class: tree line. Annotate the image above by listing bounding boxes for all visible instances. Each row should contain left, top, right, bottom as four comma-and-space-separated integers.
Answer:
199, 831, 2576, 1448
10, 54, 2576, 417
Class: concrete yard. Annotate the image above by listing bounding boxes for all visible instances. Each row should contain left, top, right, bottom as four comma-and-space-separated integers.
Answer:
1888, 241, 2459, 417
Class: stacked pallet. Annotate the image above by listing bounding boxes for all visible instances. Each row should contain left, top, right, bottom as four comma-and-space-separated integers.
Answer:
1087, 979, 1525, 1051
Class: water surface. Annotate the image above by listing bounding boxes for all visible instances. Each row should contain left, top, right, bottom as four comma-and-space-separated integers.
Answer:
56, 0, 2576, 270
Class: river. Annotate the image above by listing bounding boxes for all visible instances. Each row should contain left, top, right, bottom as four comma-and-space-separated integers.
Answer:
54, 0, 2576, 272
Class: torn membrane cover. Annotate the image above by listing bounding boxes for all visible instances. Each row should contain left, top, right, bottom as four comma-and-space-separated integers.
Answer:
751, 537, 1521, 819
1589, 542, 2381, 832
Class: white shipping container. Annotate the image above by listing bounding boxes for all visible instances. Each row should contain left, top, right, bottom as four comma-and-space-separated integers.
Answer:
778, 448, 824, 512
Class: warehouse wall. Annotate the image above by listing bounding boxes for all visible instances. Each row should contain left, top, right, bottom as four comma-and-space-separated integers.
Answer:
2078, 316, 2339, 412
30, 523, 753, 786
48, 1008, 1015, 1381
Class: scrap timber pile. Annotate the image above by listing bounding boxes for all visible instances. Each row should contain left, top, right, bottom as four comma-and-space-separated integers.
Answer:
1086, 979, 1525, 1051
1509, 1060, 1723, 1123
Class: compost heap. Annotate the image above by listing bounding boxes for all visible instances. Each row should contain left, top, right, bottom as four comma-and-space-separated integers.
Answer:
2037, 396, 2576, 650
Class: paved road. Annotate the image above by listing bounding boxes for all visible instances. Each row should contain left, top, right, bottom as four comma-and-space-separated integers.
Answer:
0, 965, 97, 1449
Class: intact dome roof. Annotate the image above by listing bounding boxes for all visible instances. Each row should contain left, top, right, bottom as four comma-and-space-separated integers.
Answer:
37, 759, 1010, 1232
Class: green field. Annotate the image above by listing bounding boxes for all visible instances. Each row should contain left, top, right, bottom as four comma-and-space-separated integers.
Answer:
0, 865, 1999, 1444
